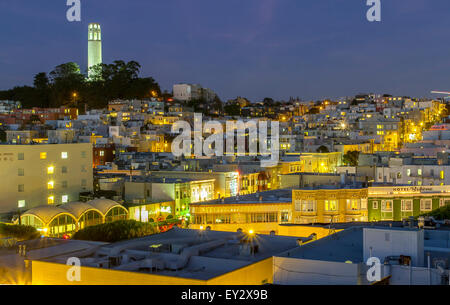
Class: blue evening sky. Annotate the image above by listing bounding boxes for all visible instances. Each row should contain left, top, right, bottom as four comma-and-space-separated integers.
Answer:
1, 0, 450, 101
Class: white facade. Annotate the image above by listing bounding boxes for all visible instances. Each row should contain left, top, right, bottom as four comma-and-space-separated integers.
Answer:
376, 164, 450, 185
363, 228, 425, 267
173, 84, 216, 102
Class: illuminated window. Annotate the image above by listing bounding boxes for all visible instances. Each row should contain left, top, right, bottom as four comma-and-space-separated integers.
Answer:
381, 200, 393, 212
407, 169, 411, 177
420, 199, 432, 211
48, 196, 54, 204
418, 169, 422, 176
47, 181, 54, 190
47, 166, 54, 174
300, 200, 316, 212
347, 199, 359, 211
61, 152, 68, 159
401, 200, 413, 212
325, 200, 337, 211
40, 152, 47, 160
440, 171, 445, 180
18, 200, 26, 208
62, 195, 69, 203
372, 201, 378, 209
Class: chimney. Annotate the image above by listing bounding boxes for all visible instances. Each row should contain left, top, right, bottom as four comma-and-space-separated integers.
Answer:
340, 173, 346, 187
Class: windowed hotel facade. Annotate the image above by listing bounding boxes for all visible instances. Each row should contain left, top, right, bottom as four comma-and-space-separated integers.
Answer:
367, 185, 450, 221
0, 143, 93, 213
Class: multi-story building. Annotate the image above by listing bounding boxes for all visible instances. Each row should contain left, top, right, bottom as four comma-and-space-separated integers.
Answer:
292, 187, 368, 224
367, 185, 450, 221
0, 143, 93, 214
124, 177, 215, 218
173, 84, 216, 102
190, 189, 292, 234
375, 154, 450, 185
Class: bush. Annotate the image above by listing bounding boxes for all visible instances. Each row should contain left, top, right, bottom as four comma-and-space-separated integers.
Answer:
0, 223, 40, 241
72, 220, 158, 243
422, 205, 450, 220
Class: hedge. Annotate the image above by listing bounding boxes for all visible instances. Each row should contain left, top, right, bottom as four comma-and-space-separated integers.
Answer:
422, 205, 450, 220
0, 223, 40, 241
72, 220, 159, 243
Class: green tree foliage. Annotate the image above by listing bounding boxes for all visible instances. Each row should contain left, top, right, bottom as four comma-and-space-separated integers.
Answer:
0, 60, 161, 111
422, 205, 450, 220
72, 220, 158, 243
0, 130, 6, 142
343, 150, 360, 166
316, 145, 330, 153
0, 223, 40, 241
224, 102, 241, 116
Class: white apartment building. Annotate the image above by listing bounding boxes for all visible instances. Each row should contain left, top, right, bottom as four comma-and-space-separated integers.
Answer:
0, 143, 93, 213
375, 156, 450, 186
173, 84, 216, 102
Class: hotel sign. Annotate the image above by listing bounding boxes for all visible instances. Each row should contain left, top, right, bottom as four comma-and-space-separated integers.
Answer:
369, 185, 450, 196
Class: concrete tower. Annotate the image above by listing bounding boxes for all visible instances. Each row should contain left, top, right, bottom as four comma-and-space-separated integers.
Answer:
88, 23, 102, 78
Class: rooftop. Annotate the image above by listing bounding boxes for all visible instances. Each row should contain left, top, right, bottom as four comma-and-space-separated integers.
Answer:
33, 228, 301, 281
191, 189, 294, 206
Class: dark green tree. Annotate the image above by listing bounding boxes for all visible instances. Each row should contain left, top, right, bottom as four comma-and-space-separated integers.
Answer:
316, 145, 330, 153
343, 150, 360, 166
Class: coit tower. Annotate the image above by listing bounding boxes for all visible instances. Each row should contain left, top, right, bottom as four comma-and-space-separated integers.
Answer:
88, 23, 102, 78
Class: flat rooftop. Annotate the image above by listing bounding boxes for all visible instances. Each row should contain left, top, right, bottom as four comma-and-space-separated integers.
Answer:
32, 228, 301, 281
191, 188, 293, 206
277, 226, 450, 265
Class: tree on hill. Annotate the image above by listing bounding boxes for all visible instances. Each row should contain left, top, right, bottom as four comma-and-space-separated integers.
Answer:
0, 60, 161, 110
343, 150, 360, 166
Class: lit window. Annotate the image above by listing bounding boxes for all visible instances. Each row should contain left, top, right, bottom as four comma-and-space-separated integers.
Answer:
47, 181, 54, 190
61, 152, 68, 159
100, 150, 105, 157
48, 196, 54, 204
401, 200, 413, 212
441, 171, 445, 180
418, 169, 422, 176
347, 199, 360, 210
18, 200, 25, 208
40, 152, 47, 160
62, 195, 69, 203
325, 200, 337, 211
47, 166, 54, 174
372, 201, 378, 209
381, 200, 393, 212
420, 199, 432, 211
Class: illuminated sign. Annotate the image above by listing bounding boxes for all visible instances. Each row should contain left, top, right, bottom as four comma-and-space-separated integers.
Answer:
369, 185, 450, 196
161, 206, 172, 213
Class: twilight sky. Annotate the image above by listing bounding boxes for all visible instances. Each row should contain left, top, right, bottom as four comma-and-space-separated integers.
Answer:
1, 0, 450, 101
